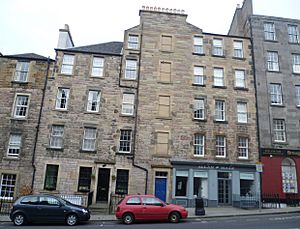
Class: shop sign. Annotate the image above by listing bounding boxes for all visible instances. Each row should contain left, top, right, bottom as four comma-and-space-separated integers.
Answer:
261, 148, 300, 157
240, 173, 255, 180
197, 165, 234, 170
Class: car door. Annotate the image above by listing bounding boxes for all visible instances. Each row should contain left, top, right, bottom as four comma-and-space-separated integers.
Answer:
18, 196, 40, 222
124, 197, 144, 220
141, 197, 168, 220
37, 196, 65, 222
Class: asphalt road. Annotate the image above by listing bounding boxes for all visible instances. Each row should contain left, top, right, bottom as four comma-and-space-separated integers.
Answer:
2, 213, 300, 229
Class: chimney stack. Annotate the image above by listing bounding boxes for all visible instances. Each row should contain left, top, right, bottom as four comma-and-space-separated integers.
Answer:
57, 24, 74, 49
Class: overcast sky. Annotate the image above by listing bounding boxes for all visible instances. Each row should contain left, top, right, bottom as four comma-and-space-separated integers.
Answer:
0, 0, 299, 58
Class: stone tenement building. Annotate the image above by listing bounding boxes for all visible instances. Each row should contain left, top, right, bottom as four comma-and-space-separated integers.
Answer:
229, 0, 300, 203
0, 53, 54, 198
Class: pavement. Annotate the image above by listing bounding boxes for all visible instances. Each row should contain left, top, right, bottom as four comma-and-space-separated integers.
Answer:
2, 206, 300, 222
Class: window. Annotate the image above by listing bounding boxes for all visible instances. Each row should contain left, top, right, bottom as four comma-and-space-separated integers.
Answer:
213, 68, 224, 87
13, 95, 29, 118
264, 22, 276, 40
193, 171, 208, 198
194, 98, 205, 120
122, 93, 135, 115
161, 35, 172, 51
142, 197, 162, 206
119, 130, 131, 153
267, 51, 279, 71
125, 59, 137, 80
156, 132, 169, 155
82, 127, 97, 151
20, 196, 39, 205
91, 57, 104, 77
273, 119, 286, 142
158, 95, 170, 117
295, 86, 300, 106
233, 41, 243, 58
194, 134, 204, 156
7, 134, 21, 157
215, 100, 225, 121
235, 70, 246, 88
292, 54, 300, 73
39, 196, 60, 206
175, 171, 188, 196
212, 39, 223, 56
0, 174, 16, 199
193, 36, 204, 54
194, 66, 204, 85
61, 54, 74, 74
270, 84, 283, 105
237, 102, 247, 123
126, 197, 141, 205
238, 137, 249, 159
288, 25, 299, 43
128, 35, 139, 49
216, 136, 226, 158
55, 88, 70, 110
44, 164, 59, 190
240, 173, 254, 196
160, 61, 171, 83
49, 125, 64, 149
282, 158, 298, 193
78, 167, 92, 192
115, 169, 129, 195
14, 62, 29, 82
87, 90, 101, 112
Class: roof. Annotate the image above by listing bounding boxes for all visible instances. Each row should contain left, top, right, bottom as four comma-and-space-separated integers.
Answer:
56, 41, 123, 56
0, 53, 53, 61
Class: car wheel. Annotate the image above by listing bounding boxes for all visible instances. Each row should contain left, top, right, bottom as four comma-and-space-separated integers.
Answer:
13, 213, 26, 226
122, 212, 134, 224
66, 213, 78, 226
169, 212, 180, 223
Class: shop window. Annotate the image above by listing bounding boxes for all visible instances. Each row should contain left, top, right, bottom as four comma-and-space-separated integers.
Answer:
193, 171, 208, 198
281, 158, 298, 193
240, 173, 255, 196
175, 171, 188, 197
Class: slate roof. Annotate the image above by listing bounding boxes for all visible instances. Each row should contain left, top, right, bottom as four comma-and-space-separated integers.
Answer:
57, 41, 123, 55
0, 53, 53, 61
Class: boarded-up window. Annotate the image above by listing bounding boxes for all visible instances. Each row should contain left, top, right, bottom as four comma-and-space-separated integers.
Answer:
156, 132, 169, 154
158, 96, 170, 117
161, 35, 172, 51
160, 62, 171, 82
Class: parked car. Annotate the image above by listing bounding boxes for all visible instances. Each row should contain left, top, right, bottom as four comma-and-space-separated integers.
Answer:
115, 194, 188, 224
10, 194, 90, 226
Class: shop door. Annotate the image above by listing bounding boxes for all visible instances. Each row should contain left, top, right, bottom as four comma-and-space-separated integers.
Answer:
96, 168, 110, 202
218, 172, 231, 205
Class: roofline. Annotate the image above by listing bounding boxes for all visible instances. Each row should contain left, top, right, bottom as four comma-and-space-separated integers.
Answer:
54, 48, 122, 56
250, 14, 300, 23
0, 56, 55, 62
202, 32, 250, 40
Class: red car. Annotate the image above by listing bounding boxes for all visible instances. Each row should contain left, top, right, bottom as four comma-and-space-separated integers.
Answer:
115, 194, 188, 224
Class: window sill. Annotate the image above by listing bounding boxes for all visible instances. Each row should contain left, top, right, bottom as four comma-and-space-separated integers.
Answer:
41, 190, 60, 194
157, 81, 172, 84
116, 152, 133, 156
80, 149, 97, 153
192, 52, 205, 56
212, 85, 227, 89
119, 114, 135, 118
292, 72, 300, 76
236, 122, 248, 125
273, 141, 288, 145
237, 158, 250, 161
11, 117, 27, 121
192, 83, 206, 87
270, 104, 285, 107
3, 156, 20, 161
212, 55, 225, 58
58, 73, 73, 76
232, 57, 246, 61
11, 81, 29, 84
215, 156, 228, 160
266, 70, 281, 73
156, 116, 172, 120
90, 76, 104, 79
159, 49, 174, 53
264, 39, 278, 43
288, 42, 300, 45
54, 109, 68, 112
193, 118, 207, 122
234, 87, 248, 91
46, 147, 64, 151
153, 154, 171, 158
214, 120, 228, 124
123, 78, 137, 81
84, 111, 101, 115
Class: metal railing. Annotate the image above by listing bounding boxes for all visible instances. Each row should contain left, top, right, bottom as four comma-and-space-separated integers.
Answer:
232, 194, 259, 209
0, 198, 15, 215
262, 193, 281, 208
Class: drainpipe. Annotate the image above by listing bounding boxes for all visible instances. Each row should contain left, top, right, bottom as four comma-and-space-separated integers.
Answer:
31, 57, 51, 190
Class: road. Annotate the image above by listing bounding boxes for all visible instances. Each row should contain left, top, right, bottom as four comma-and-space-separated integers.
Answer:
1, 213, 300, 228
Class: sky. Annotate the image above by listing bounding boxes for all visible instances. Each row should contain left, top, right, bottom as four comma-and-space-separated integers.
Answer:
0, 0, 299, 58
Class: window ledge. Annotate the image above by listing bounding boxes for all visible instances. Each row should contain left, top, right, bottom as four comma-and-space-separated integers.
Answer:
84, 111, 101, 115
193, 118, 207, 122
212, 55, 225, 58
46, 147, 64, 151
123, 78, 137, 81
237, 158, 250, 161
41, 190, 60, 194
212, 85, 227, 89
90, 76, 104, 79
270, 104, 285, 107
288, 42, 300, 45
273, 141, 288, 145
157, 81, 172, 84
264, 39, 278, 43
192, 52, 205, 56
11, 117, 27, 121
116, 152, 133, 156
267, 70, 281, 73
292, 72, 300, 76
159, 49, 174, 53
215, 156, 228, 160
156, 116, 172, 120
119, 114, 135, 118
232, 57, 246, 61
54, 109, 68, 112
214, 120, 228, 124
192, 83, 206, 87
3, 157, 20, 161
58, 73, 73, 76
80, 149, 97, 153
234, 87, 249, 91
11, 81, 29, 84
153, 154, 171, 158
236, 122, 248, 125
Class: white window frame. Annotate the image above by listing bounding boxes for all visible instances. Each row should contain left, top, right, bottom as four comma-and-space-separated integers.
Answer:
0, 174, 16, 200
215, 100, 225, 121
193, 36, 204, 54
264, 22, 276, 40
61, 54, 74, 75
295, 86, 300, 107
7, 134, 21, 158
194, 66, 204, 85
213, 68, 224, 87
194, 98, 205, 120
288, 25, 299, 44
270, 84, 283, 105
194, 134, 204, 157
122, 93, 135, 115
237, 102, 248, 123
91, 57, 104, 77
128, 34, 139, 49
55, 88, 70, 110
267, 51, 279, 72
82, 127, 97, 151
233, 41, 243, 58
281, 158, 298, 193
292, 54, 300, 74
273, 119, 286, 142
14, 61, 29, 82
13, 94, 29, 118
212, 39, 223, 56
235, 70, 246, 88
216, 136, 226, 158
87, 90, 101, 112
119, 130, 132, 153
125, 59, 137, 80
238, 137, 249, 159
49, 125, 64, 149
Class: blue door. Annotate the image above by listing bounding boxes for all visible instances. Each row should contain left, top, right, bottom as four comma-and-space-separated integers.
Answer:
155, 177, 167, 202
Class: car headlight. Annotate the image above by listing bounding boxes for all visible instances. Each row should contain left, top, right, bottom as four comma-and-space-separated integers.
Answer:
82, 209, 88, 214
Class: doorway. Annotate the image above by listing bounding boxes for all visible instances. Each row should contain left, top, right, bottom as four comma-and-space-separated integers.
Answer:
155, 171, 167, 202
96, 168, 110, 202
218, 172, 232, 205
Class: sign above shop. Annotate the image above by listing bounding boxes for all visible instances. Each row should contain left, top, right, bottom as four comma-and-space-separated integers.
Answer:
261, 148, 300, 157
